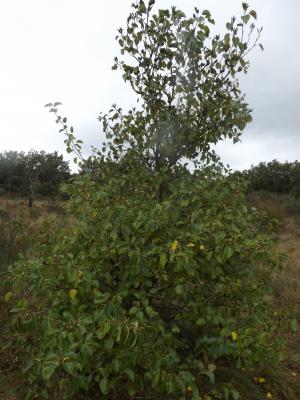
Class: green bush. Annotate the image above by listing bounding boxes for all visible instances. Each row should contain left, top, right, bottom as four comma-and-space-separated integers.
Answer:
6, 170, 282, 399
4, 1, 283, 398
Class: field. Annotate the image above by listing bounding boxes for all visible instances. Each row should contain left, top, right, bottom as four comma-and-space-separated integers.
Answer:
0, 193, 299, 399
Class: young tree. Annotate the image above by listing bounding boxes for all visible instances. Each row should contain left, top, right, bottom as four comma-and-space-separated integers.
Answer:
21, 151, 44, 207
8, 2, 282, 399
98, 0, 262, 200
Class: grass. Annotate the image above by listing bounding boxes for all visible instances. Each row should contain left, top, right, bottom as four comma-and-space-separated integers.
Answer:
0, 218, 20, 271
0, 196, 66, 268
246, 191, 300, 399
0, 196, 66, 400
0, 193, 300, 399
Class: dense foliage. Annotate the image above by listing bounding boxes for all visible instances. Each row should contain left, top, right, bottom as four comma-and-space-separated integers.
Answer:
239, 160, 300, 196
0, 150, 71, 201
8, 170, 281, 399
5, 1, 283, 399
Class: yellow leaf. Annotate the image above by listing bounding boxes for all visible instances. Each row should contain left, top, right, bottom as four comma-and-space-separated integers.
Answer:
186, 386, 193, 392
69, 289, 77, 300
171, 240, 178, 251
4, 292, 13, 302
78, 271, 84, 279
199, 244, 205, 250
231, 331, 238, 341
187, 243, 195, 247
258, 377, 266, 384
290, 371, 297, 377
266, 392, 272, 399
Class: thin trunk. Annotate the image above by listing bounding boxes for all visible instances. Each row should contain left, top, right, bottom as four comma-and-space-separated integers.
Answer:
28, 195, 33, 208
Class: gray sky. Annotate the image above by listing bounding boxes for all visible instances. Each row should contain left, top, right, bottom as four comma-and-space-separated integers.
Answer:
0, 0, 299, 170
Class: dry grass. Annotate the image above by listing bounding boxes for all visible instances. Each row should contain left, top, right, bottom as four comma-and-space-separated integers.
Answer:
0, 196, 65, 272
248, 192, 300, 314
0, 196, 65, 226
274, 218, 300, 314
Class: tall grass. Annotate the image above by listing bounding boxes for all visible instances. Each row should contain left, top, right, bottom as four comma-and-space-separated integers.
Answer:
0, 217, 22, 271
0, 197, 66, 272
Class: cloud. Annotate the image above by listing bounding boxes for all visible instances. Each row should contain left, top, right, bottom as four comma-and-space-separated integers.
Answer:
0, 0, 298, 170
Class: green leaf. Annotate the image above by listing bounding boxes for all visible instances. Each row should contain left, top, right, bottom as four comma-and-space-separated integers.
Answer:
63, 362, 75, 375
104, 337, 114, 351
241, 14, 250, 24
100, 377, 109, 395
175, 284, 184, 295
205, 370, 215, 384
124, 368, 135, 382
231, 388, 240, 400
4, 292, 13, 302
224, 246, 234, 260
196, 318, 206, 327
208, 363, 216, 372
160, 253, 167, 267
242, 2, 249, 11
128, 387, 137, 397
291, 318, 298, 333
42, 363, 56, 381
202, 10, 211, 18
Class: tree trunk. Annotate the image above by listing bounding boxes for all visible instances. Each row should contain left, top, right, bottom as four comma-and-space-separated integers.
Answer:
28, 195, 33, 208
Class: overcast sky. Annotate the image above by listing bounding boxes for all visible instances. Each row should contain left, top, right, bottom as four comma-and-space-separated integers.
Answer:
0, 0, 299, 170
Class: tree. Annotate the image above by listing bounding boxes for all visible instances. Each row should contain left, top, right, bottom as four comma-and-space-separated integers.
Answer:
0, 150, 70, 204
244, 160, 293, 194
36, 151, 71, 197
8, 2, 282, 399
0, 151, 25, 194
97, 0, 262, 201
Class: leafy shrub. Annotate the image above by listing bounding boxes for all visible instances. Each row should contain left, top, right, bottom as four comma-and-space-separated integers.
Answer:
4, 1, 283, 399
6, 169, 282, 399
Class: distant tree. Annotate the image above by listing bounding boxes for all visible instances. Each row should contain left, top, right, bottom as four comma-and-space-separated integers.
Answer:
288, 161, 300, 197
22, 150, 71, 207
37, 151, 71, 196
0, 150, 70, 204
21, 151, 43, 207
242, 159, 300, 195
0, 151, 24, 194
